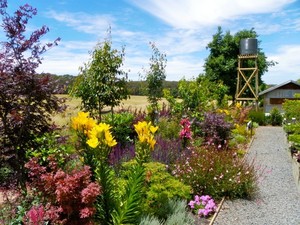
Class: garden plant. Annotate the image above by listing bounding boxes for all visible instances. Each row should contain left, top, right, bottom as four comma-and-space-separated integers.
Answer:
0, 1, 262, 224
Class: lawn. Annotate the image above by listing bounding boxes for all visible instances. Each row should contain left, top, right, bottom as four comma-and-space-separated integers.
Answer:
52, 95, 168, 127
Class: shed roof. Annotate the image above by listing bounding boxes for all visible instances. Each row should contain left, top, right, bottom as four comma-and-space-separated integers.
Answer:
259, 80, 300, 96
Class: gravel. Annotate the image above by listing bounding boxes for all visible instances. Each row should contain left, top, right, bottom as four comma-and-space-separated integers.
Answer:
214, 126, 300, 225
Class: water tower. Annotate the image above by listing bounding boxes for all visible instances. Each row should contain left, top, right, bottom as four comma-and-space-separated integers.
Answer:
235, 38, 259, 107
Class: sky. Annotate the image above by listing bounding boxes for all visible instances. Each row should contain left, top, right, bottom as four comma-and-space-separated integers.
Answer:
2, 0, 300, 85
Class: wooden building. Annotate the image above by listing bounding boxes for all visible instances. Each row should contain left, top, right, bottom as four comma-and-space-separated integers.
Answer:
259, 80, 300, 113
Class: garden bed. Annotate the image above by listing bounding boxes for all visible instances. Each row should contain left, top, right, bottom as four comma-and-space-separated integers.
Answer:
291, 154, 300, 192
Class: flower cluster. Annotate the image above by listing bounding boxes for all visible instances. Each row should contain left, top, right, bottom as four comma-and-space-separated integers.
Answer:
71, 111, 96, 135
71, 111, 117, 149
134, 121, 158, 150
179, 118, 192, 140
87, 123, 117, 148
188, 195, 217, 217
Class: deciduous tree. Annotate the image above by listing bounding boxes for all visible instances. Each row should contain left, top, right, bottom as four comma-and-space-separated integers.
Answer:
0, 0, 61, 188
70, 38, 129, 121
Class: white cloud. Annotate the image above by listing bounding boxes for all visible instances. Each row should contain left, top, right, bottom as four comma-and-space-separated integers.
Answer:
129, 0, 295, 29
46, 10, 114, 35
263, 45, 300, 84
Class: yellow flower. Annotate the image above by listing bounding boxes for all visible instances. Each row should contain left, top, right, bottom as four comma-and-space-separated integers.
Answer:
150, 125, 158, 134
87, 137, 99, 148
104, 130, 117, 147
87, 123, 117, 148
147, 136, 156, 150
71, 111, 96, 134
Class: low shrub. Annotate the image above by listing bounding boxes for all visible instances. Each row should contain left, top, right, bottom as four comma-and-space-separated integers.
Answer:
139, 199, 196, 225
172, 147, 258, 200
199, 112, 233, 148
120, 161, 191, 220
282, 99, 300, 121
103, 112, 135, 146
156, 117, 181, 140
270, 107, 283, 126
248, 110, 266, 125
25, 157, 100, 224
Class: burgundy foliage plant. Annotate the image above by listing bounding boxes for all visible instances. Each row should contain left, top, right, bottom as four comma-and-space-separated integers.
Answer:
0, 0, 62, 187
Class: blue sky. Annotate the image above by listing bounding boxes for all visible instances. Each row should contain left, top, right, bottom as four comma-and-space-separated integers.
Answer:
2, 0, 300, 84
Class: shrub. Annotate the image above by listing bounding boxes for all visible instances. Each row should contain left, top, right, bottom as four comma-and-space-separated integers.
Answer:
172, 147, 258, 200
25, 157, 100, 224
140, 199, 196, 225
0, 1, 63, 188
199, 112, 233, 148
120, 161, 191, 220
151, 136, 183, 166
282, 99, 300, 121
103, 112, 135, 146
248, 110, 266, 125
156, 117, 181, 140
270, 107, 283, 126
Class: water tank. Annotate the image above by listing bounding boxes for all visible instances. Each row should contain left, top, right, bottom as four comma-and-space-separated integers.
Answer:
239, 38, 257, 55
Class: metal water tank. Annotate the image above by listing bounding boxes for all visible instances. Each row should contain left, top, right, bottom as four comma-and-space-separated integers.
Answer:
239, 38, 257, 55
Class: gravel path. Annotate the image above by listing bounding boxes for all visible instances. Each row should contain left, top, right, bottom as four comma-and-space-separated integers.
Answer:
214, 126, 300, 225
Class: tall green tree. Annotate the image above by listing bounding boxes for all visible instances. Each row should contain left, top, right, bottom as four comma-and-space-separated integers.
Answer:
145, 42, 167, 122
71, 39, 129, 121
204, 27, 276, 100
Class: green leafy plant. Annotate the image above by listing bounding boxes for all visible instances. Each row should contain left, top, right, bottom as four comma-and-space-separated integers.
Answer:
282, 99, 300, 121
120, 161, 191, 220
140, 199, 195, 225
70, 35, 129, 121
270, 107, 283, 126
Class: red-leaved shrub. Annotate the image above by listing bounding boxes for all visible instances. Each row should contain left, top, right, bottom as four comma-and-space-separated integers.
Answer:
25, 157, 101, 224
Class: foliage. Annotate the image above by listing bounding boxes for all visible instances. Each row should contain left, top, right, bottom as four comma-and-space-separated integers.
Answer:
104, 112, 135, 146
26, 131, 72, 168
188, 195, 217, 217
25, 157, 101, 224
199, 112, 233, 148
111, 163, 145, 225
269, 107, 283, 126
70, 37, 129, 121
204, 26, 276, 100
172, 147, 258, 200
139, 199, 196, 225
151, 136, 183, 166
156, 117, 181, 140
282, 99, 300, 121
248, 109, 266, 125
179, 118, 192, 149
178, 76, 227, 117
0, 0, 62, 188
120, 161, 191, 220
145, 42, 167, 122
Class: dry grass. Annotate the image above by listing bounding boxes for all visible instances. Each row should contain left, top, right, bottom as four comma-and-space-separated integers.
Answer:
52, 95, 169, 127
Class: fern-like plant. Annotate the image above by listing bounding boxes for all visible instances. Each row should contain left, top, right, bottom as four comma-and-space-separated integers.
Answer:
111, 163, 145, 224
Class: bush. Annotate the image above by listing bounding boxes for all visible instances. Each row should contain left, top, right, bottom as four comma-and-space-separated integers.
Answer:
103, 112, 135, 146
25, 157, 100, 224
172, 147, 258, 200
156, 117, 181, 140
199, 112, 233, 148
248, 110, 266, 125
270, 107, 283, 126
282, 99, 300, 121
120, 161, 191, 220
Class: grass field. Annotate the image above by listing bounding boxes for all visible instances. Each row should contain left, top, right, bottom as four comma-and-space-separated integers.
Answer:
52, 95, 169, 127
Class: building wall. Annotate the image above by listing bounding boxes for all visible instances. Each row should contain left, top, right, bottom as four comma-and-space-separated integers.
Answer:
263, 89, 300, 113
